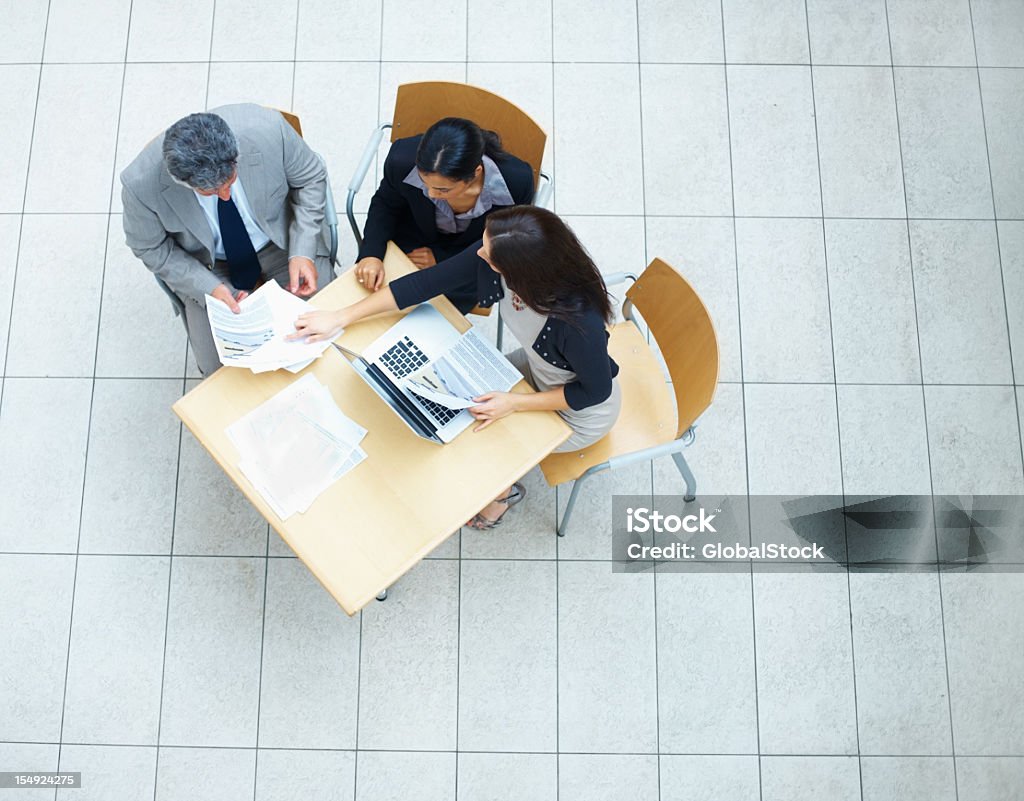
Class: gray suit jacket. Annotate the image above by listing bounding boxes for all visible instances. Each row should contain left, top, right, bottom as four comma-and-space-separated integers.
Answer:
121, 103, 330, 304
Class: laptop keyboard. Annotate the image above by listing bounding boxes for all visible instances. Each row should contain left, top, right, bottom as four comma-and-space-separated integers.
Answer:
379, 337, 461, 427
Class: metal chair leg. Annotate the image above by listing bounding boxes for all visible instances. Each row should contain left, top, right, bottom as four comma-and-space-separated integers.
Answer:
671, 450, 697, 502
557, 469, 599, 537
376, 588, 388, 601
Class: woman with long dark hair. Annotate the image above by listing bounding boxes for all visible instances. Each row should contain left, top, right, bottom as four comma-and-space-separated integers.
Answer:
292, 206, 621, 529
355, 117, 534, 312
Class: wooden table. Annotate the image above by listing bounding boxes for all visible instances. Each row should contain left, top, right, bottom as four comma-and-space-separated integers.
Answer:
173, 243, 571, 614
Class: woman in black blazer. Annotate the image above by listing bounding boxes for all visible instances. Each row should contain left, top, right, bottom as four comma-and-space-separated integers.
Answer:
355, 117, 535, 313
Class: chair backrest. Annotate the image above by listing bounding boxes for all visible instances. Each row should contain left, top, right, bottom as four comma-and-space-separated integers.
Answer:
625, 259, 720, 438
276, 109, 303, 137
390, 82, 546, 189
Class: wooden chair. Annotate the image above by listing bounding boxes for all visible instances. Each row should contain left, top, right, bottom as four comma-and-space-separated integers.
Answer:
540, 259, 720, 536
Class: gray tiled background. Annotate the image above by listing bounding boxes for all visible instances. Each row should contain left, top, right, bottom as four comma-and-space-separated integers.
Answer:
1, 0, 1023, 799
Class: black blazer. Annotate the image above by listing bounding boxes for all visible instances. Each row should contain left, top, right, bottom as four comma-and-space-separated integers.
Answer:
358, 135, 535, 262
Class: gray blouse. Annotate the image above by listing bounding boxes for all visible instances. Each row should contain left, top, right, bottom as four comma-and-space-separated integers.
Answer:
403, 155, 514, 234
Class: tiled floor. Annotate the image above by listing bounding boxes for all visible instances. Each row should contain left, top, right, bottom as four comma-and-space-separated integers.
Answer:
1, 1, 1023, 799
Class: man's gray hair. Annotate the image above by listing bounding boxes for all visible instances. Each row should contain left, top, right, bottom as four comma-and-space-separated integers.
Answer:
162, 112, 239, 191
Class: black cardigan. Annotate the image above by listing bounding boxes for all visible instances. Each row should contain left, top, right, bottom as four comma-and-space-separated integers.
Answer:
358, 135, 535, 263
390, 245, 620, 411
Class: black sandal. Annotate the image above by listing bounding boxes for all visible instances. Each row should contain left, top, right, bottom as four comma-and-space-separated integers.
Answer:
466, 482, 527, 530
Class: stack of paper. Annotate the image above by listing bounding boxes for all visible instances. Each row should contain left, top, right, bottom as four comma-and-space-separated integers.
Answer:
226, 375, 367, 519
206, 281, 339, 373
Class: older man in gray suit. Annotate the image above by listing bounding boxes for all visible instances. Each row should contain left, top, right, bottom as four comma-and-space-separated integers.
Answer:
121, 103, 334, 375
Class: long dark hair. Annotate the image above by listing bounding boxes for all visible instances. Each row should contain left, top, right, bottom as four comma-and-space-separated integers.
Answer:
485, 207, 613, 326
415, 117, 508, 182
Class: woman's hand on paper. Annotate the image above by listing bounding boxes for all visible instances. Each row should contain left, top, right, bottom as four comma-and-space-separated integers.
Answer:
469, 392, 519, 432
288, 309, 346, 343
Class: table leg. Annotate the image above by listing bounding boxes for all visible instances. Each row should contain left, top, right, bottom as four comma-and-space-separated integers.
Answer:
376, 588, 388, 601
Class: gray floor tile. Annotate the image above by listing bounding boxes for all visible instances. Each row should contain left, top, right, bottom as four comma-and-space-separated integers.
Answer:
806, 0, 891, 65
744, 383, 843, 494
254, 749, 355, 801
838, 385, 931, 495
458, 560, 556, 752
860, 756, 956, 801
760, 756, 860, 801
814, 66, 904, 218
0, 742, 58, 801
894, 67, 993, 218
887, 0, 975, 66
461, 466, 557, 559
925, 386, 1024, 494
258, 558, 360, 749
0, 378, 92, 553
79, 379, 181, 555
558, 562, 658, 752
43, 0, 131, 63
637, 0, 724, 63
207, 62, 295, 111
0, 217, 21, 377
159, 557, 265, 747
998, 223, 1024, 386
660, 755, 760, 800
727, 65, 821, 217
736, 218, 833, 383
155, 747, 255, 801
56, 744, 156, 801
61, 556, 169, 745
956, 757, 1024, 801
355, 751, 455, 801
0, 0, 48, 63
722, 0, 809, 63
644, 217, 741, 383
553, 64, 643, 215
912, 220, 1011, 384
381, 0, 466, 61
850, 573, 952, 754
656, 569, 758, 753
457, 753, 556, 801
561, 216, 646, 282
754, 573, 858, 754
96, 217, 189, 377
7, 215, 106, 377
293, 61, 381, 218
174, 428, 268, 556
296, 0, 381, 61
0, 66, 38, 213
25, 65, 122, 214
825, 219, 921, 384
553, 0, 638, 62
210, 0, 297, 62
559, 755, 659, 801
358, 560, 459, 750
972, 0, 1024, 67
641, 65, 732, 216
468, 0, 553, 60
556, 461, 651, 559
942, 572, 1024, 754
980, 69, 1024, 219
653, 383, 748, 496
127, 0, 215, 62
0, 554, 75, 742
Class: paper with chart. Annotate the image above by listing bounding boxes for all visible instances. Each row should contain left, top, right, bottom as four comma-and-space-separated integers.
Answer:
402, 327, 522, 410
206, 281, 340, 373
226, 374, 367, 519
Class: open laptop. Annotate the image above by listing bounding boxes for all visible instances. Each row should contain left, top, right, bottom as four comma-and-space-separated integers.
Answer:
333, 304, 480, 444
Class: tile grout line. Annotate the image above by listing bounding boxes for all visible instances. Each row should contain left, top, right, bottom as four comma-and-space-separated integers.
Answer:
802, 4, 864, 798
549, 2, 560, 797
966, 0, 1024, 480
9, 59, 1024, 68
883, 2, 960, 799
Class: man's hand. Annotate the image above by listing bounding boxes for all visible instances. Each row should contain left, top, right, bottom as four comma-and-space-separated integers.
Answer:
354, 256, 385, 291
407, 247, 437, 269
288, 256, 318, 296
469, 392, 519, 432
210, 283, 249, 313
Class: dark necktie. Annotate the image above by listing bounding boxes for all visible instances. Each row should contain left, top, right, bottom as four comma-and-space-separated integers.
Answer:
217, 196, 261, 290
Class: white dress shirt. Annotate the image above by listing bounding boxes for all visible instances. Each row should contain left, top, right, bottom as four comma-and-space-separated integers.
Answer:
194, 176, 271, 261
